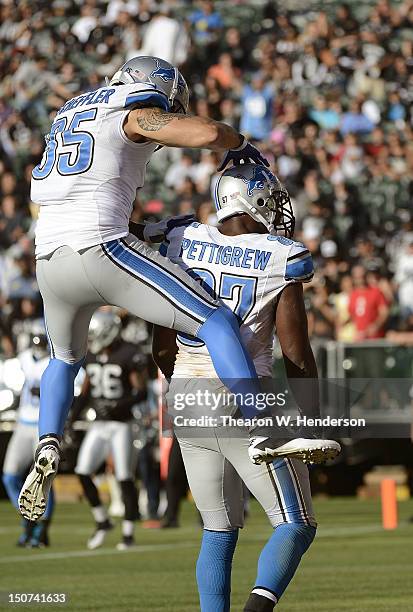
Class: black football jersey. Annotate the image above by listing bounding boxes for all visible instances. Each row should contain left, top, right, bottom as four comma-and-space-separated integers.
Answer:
85, 341, 145, 421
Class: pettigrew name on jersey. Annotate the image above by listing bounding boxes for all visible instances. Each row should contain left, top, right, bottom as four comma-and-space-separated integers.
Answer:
161, 221, 314, 380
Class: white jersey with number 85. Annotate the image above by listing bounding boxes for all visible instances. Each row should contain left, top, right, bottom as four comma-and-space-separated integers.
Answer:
31, 83, 169, 257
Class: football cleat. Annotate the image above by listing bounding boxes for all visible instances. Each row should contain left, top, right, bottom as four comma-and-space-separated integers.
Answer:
18, 439, 60, 521
116, 536, 136, 551
87, 520, 114, 550
244, 591, 277, 612
248, 437, 341, 465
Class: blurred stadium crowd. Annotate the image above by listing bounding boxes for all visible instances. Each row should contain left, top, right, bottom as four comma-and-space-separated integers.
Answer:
0, 0, 413, 360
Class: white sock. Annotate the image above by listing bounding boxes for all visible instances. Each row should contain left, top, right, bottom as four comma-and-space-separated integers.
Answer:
92, 505, 107, 524
122, 520, 134, 537
251, 588, 278, 605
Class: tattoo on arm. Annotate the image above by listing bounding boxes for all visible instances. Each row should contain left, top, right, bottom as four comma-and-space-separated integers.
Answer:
135, 108, 189, 132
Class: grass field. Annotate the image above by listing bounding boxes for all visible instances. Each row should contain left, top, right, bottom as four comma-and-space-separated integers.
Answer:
1, 497, 413, 611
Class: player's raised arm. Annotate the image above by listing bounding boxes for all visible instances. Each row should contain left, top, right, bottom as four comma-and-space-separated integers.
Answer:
124, 107, 240, 149
124, 108, 269, 168
112, 56, 269, 164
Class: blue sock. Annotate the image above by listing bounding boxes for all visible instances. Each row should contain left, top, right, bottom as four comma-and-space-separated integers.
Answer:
2, 473, 23, 510
253, 523, 316, 603
39, 358, 83, 437
196, 529, 238, 612
198, 307, 261, 418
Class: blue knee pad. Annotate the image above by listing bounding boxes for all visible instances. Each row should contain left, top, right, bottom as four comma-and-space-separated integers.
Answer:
39, 357, 84, 437
254, 523, 316, 601
196, 529, 239, 612
2, 473, 23, 510
198, 308, 261, 418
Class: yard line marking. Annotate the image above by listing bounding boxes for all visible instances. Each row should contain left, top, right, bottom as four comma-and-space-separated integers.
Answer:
0, 522, 409, 565
0, 527, 92, 535
0, 541, 198, 564
0, 525, 200, 536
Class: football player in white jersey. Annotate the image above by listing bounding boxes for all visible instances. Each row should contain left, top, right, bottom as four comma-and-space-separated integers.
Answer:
152, 163, 341, 612
2, 321, 54, 547
20, 55, 330, 522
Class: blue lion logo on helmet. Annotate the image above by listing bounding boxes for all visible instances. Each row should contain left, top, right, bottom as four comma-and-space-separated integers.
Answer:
237, 165, 274, 197
150, 66, 176, 82
150, 62, 185, 92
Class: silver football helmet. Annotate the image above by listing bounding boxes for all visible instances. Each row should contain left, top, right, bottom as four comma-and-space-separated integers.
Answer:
214, 163, 295, 237
30, 319, 49, 360
88, 310, 122, 355
110, 56, 189, 114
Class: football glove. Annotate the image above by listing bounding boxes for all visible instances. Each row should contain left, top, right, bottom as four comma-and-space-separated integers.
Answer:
143, 214, 196, 243
217, 137, 270, 171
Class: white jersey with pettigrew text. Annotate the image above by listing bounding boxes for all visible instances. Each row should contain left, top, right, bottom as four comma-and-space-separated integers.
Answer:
31, 83, 167, 257
162, 222, 314, 377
